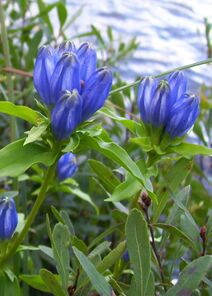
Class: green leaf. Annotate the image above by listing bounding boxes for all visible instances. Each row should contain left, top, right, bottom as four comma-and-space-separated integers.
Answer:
71, 236, 88, 254
88, 223, 124, 249
24, 122, 48, 145
64, 187, 99, 214
125, 209, 151, 296
165, 256, 212, 296
73, 247, 112, 296
130, 137, 152, 151
146, 272, 155, 296
152, 223, 197, 251
153, 158, 192, 222
89, 159, 120, 193
107, 173, 141, 202
0, 139, 56, 177
0, 271, 20, 296
57, 2, 67, 27
88, 241, 111, 259
39, 269, 67, 296
52, 223, 71, 290
100, 107, 146, 135
0, 101, 43, 125
169, 143, 212, 157
80, 134, 152, 192
19, 274, 50, 293
97, 241, 126, 273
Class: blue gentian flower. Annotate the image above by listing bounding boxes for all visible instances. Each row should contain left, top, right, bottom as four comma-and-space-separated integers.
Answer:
51, 90, 82, 140
0, 197, 18, 240
166, 93, 199, 138
137, 71, 200, 139
34, 41, 112, 140
57, 152, 78, 181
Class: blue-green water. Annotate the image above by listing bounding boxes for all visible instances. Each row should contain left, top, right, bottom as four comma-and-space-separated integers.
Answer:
63, 0, 212, 89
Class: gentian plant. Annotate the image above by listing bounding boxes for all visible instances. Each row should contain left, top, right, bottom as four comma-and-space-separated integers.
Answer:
0, 7, 212, 294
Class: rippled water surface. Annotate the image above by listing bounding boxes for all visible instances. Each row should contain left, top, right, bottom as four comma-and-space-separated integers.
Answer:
66, 0, 212, 89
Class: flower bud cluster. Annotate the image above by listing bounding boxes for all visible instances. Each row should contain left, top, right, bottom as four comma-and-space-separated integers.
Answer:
137, 71, 199, 139
34, 41, 112, 140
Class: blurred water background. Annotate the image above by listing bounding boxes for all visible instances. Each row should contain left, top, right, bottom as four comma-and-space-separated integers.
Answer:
59, 0, 212, 90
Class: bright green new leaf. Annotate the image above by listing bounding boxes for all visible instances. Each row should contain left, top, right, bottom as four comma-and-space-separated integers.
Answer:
169, 142, 212, 157
24, 122, 48, 145
0, 139, 56, 177
0, 101, 43, 125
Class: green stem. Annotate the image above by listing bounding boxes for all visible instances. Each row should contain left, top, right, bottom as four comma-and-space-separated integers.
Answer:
0, 0, 17, 141
0, 162, 57, 267
109, 58, 212, 96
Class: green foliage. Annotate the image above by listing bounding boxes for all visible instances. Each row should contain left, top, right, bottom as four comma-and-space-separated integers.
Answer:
126, 209, 151, 296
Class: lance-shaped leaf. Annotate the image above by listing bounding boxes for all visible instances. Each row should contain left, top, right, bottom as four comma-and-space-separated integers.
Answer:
125, 209, 151, 296
165, 256, 212, 296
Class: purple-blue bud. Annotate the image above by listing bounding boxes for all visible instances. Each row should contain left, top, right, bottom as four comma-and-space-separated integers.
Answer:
77, 42, 97, 81
50, 53, 80, 104
137, 76, 158, 123
33, 46, 55, 105
51, 90, 82, 140
168, 71, 187, 105
57, 40, 76, 55
81, 67, 112, 121
57, 153, 78, 181
0, 197, 18, 240
149, 81, 170, 126
165, 93, 200, 138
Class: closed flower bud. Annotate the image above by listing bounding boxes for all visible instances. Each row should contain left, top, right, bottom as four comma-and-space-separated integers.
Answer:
34, 46, 55, 105
81, 67, 112, 121
57, 40, 76, 55
137, 76, 158, 123
51, 90, 82, 140
57, 153, 78, 181
168, 71, 187, 105
149, 81, 170, 127
0, 197, 18, 240
50, 53, 80, 104
77, 42, 97, 81
165, 93, 199, 138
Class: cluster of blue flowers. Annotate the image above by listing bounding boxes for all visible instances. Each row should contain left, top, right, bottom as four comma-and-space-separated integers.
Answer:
137, 71, 200, 139
0, 197, 18, 240
34, 41, 112, 140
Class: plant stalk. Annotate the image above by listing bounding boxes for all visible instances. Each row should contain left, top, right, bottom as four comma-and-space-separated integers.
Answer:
0, 162, 57, 267
0, 0, 17, 141
109, 58, 212, 96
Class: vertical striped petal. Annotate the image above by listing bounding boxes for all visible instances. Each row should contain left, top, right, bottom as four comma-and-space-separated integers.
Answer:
51, 90, 82, 140
50, 53, 80, 104
81, 67, 112, 121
